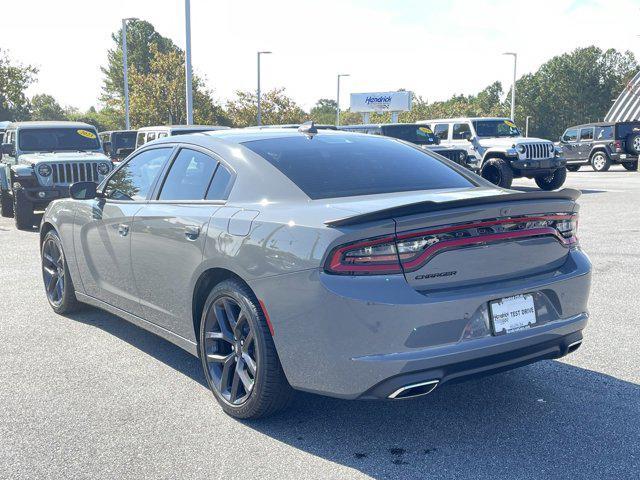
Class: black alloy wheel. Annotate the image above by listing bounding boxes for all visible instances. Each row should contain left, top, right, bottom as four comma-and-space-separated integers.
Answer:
41, 230, 80, 314
199, 280, 293, 419
203, 295, 258, 405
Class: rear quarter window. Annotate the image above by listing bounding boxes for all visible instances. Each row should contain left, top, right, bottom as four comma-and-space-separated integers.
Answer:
242, 134, 474, 200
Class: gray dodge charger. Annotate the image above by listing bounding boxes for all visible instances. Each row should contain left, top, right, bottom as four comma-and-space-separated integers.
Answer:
40, 126, 591, 419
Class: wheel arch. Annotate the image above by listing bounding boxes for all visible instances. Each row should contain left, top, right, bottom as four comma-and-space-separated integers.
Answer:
589, 147, 609, 160
192, 267, 258, 346
40, 221, 56, 247
481, 150, 510, 165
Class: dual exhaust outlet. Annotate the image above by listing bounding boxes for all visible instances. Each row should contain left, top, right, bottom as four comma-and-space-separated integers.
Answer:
388, 379, 439, 400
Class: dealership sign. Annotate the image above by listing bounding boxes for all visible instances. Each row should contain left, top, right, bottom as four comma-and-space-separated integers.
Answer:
350, 91, 412, 113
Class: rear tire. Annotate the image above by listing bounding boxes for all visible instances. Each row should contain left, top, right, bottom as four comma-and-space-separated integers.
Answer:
41, 229, 81, 314
14, 191, 35, 230
590, 152, 610, 172
480, 158, 514, 188
0, 190, 13, 218
199, 279, 293, 419
535, 167, 567, 191
622, 161, 638, 171
566, 165, 580, 172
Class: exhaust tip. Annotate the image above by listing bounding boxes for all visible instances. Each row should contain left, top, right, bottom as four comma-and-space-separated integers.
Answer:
388, 380, 439, 399
567, 340, 582, 354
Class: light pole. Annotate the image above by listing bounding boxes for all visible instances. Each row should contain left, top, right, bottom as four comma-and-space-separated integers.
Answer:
122, 17, 137, 130
503, 52, 517, 121
257, 51, 272, 126
336, 73, 350, 126
525, 116, 532, 137
184, 0, 193, 125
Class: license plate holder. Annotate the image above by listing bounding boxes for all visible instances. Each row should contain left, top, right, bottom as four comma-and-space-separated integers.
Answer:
489, 294, 537, 335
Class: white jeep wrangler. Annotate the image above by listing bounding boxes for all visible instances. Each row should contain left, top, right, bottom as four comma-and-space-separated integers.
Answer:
419, 117, 566, 190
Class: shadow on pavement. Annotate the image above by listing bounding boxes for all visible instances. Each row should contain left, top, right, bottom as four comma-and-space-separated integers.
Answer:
67, 306, 639, 479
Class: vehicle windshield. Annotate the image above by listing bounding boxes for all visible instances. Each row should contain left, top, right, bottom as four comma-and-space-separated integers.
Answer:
382, 125, 438, 145
242, 134, 474, 200
18, 127, 100, 152
112, 131, 137, 149
472, 119, 521, 138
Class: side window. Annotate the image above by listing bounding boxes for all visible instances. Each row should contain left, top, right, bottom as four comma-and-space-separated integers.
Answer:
563, 129, 578, 142
205, 163, 232, 200
147, 132, 157, 142
433, 123, 449, 140
579, 128, 594, 141
136, 132, 146, 147
159, 148, 218, 201
158, 132, 169, 138
452, 123, 471, 140
104, 147, 172, 201
596, 126, 613, 140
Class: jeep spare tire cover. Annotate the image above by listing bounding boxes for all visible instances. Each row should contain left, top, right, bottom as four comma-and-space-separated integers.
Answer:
627, 133, 640, 155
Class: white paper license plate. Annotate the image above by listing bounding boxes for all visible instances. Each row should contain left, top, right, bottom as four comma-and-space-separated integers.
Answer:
490, 294, 537, 335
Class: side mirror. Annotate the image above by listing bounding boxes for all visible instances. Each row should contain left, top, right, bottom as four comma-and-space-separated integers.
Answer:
1, 143, 14, 155
69, 181, 98, 200
465, 135, 475, 143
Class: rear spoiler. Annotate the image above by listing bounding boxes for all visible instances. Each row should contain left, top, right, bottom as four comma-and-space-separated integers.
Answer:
325, 188, 581, 227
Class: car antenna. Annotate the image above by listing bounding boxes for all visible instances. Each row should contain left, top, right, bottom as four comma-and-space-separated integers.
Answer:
298, 121, 318, 138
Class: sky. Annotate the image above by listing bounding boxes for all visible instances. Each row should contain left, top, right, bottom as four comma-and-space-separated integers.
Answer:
2, 0, 639, 113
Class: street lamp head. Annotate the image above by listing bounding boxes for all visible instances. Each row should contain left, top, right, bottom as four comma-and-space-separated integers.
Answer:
258, 51, 272, 55
338, 73, 350, 77
123, 17, 138, 22
502, 52, 517, 57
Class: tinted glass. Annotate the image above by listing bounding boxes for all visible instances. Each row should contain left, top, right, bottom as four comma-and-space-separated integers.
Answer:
147, 132, 157, 142
242, 135, 474, 200
18, 127, 100, 152
205, 164, 232, 200
112, 132, 136, 149
452, 123, 471, 139
472, 120, 520, 138
104, 147, 172, 201
159, 149, 218, 200
579, 128, 594, 141
433, 124, 449, 140
615, 123, 640, 139
563, 129, 578, 142
381, 125, 437, 145
596, 126, 613, 140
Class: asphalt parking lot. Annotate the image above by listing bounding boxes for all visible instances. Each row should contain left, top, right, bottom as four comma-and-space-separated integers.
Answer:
1, 166, 639, 480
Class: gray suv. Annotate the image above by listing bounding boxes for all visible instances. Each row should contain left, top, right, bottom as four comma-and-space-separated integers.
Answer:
0, 121, 113, 229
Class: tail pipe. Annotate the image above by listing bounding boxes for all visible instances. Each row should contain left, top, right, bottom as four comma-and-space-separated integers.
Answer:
388, 379, 439, 399
567, 340, 582, 354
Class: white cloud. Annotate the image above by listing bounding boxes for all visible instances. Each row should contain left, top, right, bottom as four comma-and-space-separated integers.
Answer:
1, 0, 638, 114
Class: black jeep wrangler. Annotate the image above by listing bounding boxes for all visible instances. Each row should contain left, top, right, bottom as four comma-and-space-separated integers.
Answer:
559, 121, 639, 172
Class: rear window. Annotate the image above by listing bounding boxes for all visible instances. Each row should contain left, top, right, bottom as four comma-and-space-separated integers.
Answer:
381, 125, 437, 145
242, 135, 474, 200
615, 123, 640, 139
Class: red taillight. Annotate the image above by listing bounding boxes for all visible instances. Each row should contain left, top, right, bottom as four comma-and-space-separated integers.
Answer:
324, 214, 578, 276
614, 140, 622, 152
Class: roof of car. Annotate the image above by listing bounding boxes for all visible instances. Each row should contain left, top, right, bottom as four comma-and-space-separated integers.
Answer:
419, 117, 511, 123
566, 122, 614, 129
198, 127, 362, 144
7, 121, 97, 129
339, 123, 426, 128
137, 125, 229, 132
99, 130, 137, 134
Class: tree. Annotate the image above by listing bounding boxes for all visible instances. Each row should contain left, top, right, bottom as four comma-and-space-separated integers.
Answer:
30, 94, 66, 121
65, 105, 124, 132
226, 88, 307, 127
0, 50, 38, 121
128, 46, 229, 128
514, 47, 639, 139
310, 98, 338, 124
101, 20, 179, 105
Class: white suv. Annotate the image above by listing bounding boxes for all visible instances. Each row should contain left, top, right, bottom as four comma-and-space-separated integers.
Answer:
419, 117, 566, 190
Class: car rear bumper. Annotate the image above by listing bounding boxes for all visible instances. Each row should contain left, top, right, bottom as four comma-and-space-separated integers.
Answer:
249, 248, 591, 399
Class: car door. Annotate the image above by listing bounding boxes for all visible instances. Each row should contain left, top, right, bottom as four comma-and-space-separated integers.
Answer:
73, 146, 174, 315
130, 146, 234, 338
560, 128, 579, 162
578, 127, 594, 160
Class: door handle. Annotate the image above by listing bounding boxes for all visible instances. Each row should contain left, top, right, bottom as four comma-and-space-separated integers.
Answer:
118, 223, 129, 237
184, 225, 201, 240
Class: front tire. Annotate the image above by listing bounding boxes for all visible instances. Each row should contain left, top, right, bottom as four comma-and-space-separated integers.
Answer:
41, 229, 81, 314
199, 279, 293, 419
622, 161, 638, 171
590, 152, 610, 172
480, 158, 514, 188
14, 191, 35, 230
535, 167, 567, 191
0, 190, 13, 218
